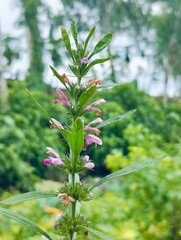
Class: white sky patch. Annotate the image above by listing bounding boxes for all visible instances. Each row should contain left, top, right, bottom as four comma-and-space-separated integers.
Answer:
0, 0, 177, 96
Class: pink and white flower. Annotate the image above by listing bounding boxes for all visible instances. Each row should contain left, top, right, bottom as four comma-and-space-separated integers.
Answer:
86, 99, 106, 116
85, 162, 95, 170
83, 155, 90, 162
53, 88, 69, 106
50, 118, 64, 129
83, 134, 102, 151
84, 118, 103, 135
81, 57, 89, 64
43, 147, 64, 166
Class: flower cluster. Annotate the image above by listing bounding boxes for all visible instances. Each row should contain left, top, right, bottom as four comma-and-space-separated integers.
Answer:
43, 85, 106, 171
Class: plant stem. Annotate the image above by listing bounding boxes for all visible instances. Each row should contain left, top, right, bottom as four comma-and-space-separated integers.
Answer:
68, 173, 80, 240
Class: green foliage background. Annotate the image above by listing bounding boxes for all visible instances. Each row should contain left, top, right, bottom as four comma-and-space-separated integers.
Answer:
0, 80, 180, 239
0, 0, 181, 238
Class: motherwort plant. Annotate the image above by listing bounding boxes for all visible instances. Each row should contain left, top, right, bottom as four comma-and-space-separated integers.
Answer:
0, 21, 164, 240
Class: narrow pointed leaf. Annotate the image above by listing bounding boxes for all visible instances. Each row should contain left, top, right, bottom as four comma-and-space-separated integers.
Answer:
71, 20, 78, 48
80, 226, 123, 240
0, 207, 53, 240
49, 65, 66, 86
61, 26, 74, 59
78, 85, 97, 111
84, 26, 96, 51
0, 191, 56, 205
83, 57, 111, 76
97, 109, 137, 129
89, 33, 112, 58
26, 89, 65, 135
90, 156, 166, 190
26, 89, 51, 120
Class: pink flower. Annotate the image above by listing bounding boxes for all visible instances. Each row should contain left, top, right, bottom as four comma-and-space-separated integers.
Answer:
86, 99, 106, 116
49, 157, 64, 166
83, 134, 102, 151
84, 118, 103, 135
43, 157, 52, 166
83, 155, 90, 161
85, 162, 95, 169
58, 193, 75, 207
43, 147, 64, 166
50, 118, 64, 129
46, 147, 60, 158
81, 57, 89, 64
53, 88, 69, 106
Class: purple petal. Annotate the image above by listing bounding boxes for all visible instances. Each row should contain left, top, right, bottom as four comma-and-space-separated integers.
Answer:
81, 57, 89, 64
43, 158, 52, 166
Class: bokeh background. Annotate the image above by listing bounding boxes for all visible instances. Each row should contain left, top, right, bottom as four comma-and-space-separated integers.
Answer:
0, 0, 181, 239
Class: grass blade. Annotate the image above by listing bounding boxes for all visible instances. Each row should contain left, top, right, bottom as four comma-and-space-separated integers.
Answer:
0, 191, 56, 205
0, 207, 53, 240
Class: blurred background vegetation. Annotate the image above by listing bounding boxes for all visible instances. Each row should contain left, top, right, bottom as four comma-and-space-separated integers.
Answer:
0, 0, 181, 239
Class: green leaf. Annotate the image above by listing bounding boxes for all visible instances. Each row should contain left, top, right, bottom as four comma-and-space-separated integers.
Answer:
61, 26, 74, 59
97, 109, 137, 129
83, 57, 111, 76
0, 191, 56, 205
78, 85, 97, 111
49, 65, 66, 86
90, 156, 166, 190
0, 207, 53, 240
89, 33, 113, 58
84, 26, 96, 52
67, 118, 84, 158
26, 89, 51, 120
70, 20, 78, 48
26, 89, 65, 135
69, 64, 80, 77
80, 226, 123, 240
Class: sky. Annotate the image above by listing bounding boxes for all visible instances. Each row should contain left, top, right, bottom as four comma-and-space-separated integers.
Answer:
0, 0, 178, 96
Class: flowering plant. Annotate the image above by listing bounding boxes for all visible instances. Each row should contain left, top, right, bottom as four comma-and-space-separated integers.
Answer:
0, 21, 164, 240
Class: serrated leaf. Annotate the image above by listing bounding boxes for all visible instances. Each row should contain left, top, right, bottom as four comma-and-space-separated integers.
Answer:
80, 226, 123, 240
0, 191, 56, 205
61, 26, 74, 59
84, 26, 96, 52
66, 118, 84, 158
89, 33, 112, 58
0, 207, 53, 240
71, 20, 78, 48
90, 156, 166, 190
26, 89, 51, 120
49, 65, 66, 86
97, 109, 137, 129
78, 85, 97, 111
83, 57, 111, 76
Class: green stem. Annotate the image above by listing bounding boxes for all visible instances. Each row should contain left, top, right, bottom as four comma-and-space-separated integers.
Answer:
68, 173, 80, 240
